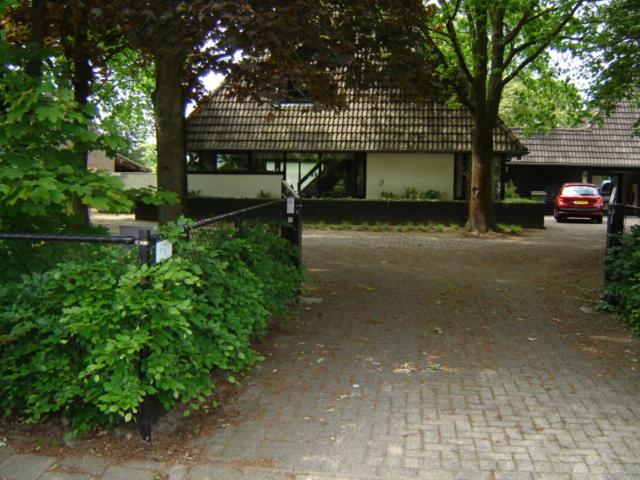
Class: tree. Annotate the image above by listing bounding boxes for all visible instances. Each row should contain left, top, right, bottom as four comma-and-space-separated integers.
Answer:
0, 42, 132, 232
422, 1, 589, 232
3, 0, 130, 223
226, 1, 588, 232
113, 1, 246, 223
25, 0, 43, 77
92, 49, 157, 168
500, 59, 584, 133
583, 0, 640, 114
113, 1, 435, 223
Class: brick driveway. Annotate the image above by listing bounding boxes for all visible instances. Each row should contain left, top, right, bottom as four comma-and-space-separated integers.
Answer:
2, 220, 640, 479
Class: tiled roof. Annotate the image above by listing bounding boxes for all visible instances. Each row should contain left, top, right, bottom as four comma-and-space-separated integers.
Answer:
511, 102, 640, 168
186, 84, 526, 155
115, 154, 151, 172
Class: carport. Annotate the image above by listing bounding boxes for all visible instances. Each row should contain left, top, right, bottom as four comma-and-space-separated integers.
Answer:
505, 101, 640, 212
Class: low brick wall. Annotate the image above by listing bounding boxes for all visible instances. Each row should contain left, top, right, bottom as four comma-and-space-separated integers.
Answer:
135, 198, 545, 229
302, 200, 544, 228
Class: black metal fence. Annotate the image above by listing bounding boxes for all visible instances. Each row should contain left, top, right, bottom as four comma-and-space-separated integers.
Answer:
604, 186, 640, 289
0, 181, 302, 441
606, 202, 640, 254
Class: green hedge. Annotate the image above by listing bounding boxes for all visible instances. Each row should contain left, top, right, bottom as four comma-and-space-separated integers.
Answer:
0, 224, 302, 432
604, 226, 640, 333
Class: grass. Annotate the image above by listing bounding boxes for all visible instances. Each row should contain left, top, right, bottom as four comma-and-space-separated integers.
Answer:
497, 223, 524, 235
306, 220, 525, 235
306, 220, 454, 232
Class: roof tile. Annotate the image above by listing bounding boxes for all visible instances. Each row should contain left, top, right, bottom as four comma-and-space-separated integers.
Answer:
186, 84, 525, 154
512, 102, 640, 168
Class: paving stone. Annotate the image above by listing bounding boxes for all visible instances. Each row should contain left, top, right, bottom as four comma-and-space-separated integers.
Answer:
0, 447, 15, 468
39, 473, 92, 480
120, 460, 165, 471
166, 464, 189, 480
0, 454, 55, 480
59, 456, 108, 476
188, 465, 291, 480
102, 465, 158, 480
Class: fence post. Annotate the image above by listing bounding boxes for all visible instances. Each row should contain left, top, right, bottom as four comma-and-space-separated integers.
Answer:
606, 186, 624, 255
294, 198, 302, 253
137, 229, 154, 442
604, 184, 624, 296
282, 187, 302, 267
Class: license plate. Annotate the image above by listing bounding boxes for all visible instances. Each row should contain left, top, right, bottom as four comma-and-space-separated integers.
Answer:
574, 200, 588, 205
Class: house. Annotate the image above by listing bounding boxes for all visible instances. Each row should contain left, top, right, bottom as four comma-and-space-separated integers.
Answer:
506, 102, 640, 208
178, 83, 526, 200
88, 151, 151, 173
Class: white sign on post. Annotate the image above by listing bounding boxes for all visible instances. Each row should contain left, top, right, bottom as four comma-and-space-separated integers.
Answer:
155, 240, 173, 263
286, 196, 295, 214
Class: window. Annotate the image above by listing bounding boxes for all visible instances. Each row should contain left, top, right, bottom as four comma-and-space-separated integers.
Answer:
187, 151, 216, 173
187, 151, 283, 173
275, 77, 314, 107
253, 151, 284, 173
217, 152, 250, 172
561, 185, 599, 196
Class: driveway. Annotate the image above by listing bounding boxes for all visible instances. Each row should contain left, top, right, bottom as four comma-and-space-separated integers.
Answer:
2, 220, 639, 480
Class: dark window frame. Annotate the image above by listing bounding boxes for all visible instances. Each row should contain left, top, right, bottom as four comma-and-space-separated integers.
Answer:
187, 151, 284, 175
187, 150, 367, 199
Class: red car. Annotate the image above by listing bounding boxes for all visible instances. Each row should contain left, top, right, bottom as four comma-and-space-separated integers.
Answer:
554, 183, 604, 224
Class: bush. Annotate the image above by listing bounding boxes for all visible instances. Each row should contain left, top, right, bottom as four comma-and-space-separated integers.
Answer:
0, 221, 111, 284
504, 180, 520, 199
379, 188, 440, 201
0, 224, 302, 432
380, 190, 399, 200
403, 187, 419, 200
419, 189, 440, 200
604, 226, 640, 333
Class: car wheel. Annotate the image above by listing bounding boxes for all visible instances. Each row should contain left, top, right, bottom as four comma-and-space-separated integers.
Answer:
595, 217, 603, 224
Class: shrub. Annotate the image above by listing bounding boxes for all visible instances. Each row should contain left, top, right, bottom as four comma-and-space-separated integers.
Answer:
403, 187, 419, 200
0, 221, 111, 284
497, 223, 523, 234
604, 226, 640, 333
256, 190, 274, 199
123, 187, 179, 212
504, 180, 520, 199
419, 189, 440, 200
380, 190, 399, 200
0, 224, 302, 432
379, 187, 440, 201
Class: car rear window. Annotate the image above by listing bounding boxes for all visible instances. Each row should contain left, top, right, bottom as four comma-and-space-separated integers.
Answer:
561, 186, 599, 196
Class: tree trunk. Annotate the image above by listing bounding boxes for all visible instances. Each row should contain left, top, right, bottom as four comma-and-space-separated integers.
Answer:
153, 47, 186, 224
26, 0, 45, 78
468, 112, 498, 233
73, 29, 93, 226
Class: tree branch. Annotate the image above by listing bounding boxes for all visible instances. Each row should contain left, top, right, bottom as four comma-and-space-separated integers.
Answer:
471, 1, 488, 97
420, 22, 473, 109
503, 38, 539, 68
503, 4, 560, 45
488, 6, 505, 117
442, 0, 474, 85
502, 0, 586, 86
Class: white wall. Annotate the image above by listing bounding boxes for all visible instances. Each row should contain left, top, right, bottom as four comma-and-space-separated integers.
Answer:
114, 172, 282, 198
115, 172, 156, 189
366, 153, 455, 200
188, 174, 281, 198
87, 150, 115, 172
